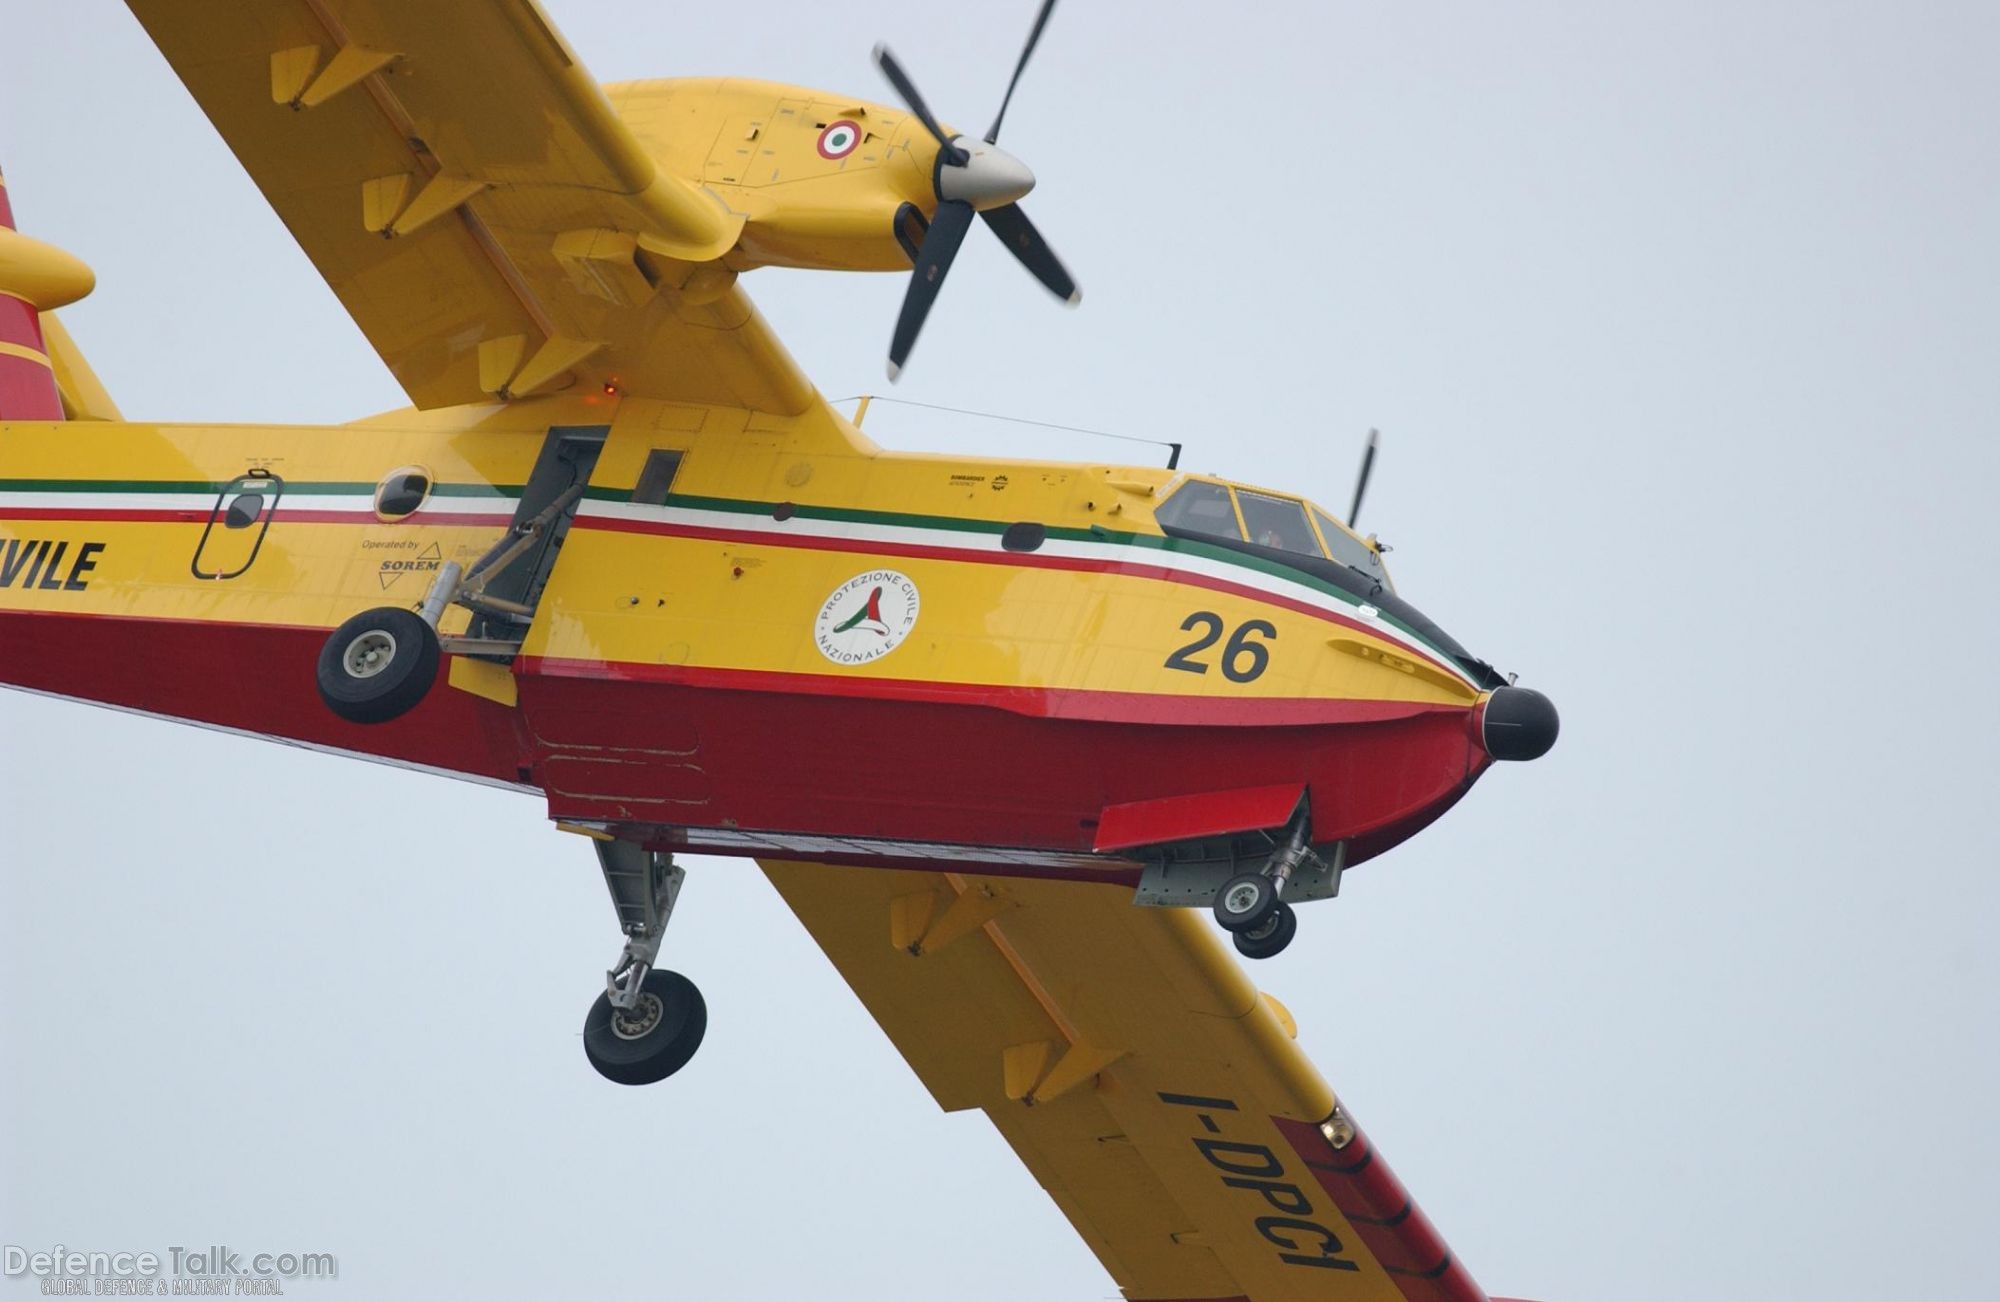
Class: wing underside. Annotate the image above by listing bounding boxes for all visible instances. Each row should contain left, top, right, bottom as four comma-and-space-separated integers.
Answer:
126, 0, 813, 414
760, 858, 1496, 1302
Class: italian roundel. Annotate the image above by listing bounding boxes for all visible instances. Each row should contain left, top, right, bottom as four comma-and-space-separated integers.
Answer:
814, 570, 920, 665
816, 119, 862, 160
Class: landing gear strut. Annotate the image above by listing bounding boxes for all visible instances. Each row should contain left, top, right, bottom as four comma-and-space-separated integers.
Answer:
581, 842, 706, 1085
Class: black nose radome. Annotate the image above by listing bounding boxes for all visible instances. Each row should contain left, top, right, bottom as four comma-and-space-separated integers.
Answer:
1481, 687, 1560, 761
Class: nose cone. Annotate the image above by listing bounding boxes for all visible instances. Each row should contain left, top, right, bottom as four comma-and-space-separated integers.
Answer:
936, 141, 1036, 210
1480, 687, 1560, 762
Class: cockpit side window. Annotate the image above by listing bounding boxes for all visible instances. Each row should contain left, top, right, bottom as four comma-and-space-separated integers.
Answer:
1312, 506, 1392, 589
1155, 480, 1243, 541
1237, 490, 1321, 558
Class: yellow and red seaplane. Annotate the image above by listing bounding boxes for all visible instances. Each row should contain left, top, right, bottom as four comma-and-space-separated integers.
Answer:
0, 2, 1557, 1298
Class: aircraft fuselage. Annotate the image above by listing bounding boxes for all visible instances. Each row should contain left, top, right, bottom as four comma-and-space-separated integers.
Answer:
0, 394, 1503, 883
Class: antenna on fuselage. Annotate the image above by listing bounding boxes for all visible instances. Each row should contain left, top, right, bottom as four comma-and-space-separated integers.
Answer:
835, 395, 1182, 468
1346, 428, 1380, 528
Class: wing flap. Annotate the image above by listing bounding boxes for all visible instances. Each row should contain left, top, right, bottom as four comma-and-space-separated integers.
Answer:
762, 859, 1494, 1301
126, 0, 813, 413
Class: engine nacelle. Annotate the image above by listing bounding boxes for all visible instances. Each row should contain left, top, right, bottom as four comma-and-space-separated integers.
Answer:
610, 77, 944, 274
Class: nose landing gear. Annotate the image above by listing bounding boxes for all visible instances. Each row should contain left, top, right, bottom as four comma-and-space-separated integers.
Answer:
1207, 818, 1343, 961
582, 841, 706, 1085
1228, 902, 1298, 960
1213, 872, 1298, 960
1213, 872, 1281, 933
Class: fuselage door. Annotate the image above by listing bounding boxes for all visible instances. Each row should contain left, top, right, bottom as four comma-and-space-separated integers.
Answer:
192, 469, 283, 580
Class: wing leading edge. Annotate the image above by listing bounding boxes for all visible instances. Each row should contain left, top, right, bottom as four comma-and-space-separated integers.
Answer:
126, 0, 813, 414
761, 858, 1499, 1302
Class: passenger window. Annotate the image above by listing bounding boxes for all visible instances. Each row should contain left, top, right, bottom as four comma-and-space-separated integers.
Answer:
223, 492, 264, 529
193, 469, 282, 581
1237, 490, 1319, 557
374, 467, 431, 521
1155, 480, 1243, 540
631, 450, 685, 506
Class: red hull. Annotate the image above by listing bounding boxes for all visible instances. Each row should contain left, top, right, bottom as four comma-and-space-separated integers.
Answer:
0, 611, 1490, 876
0, 612, 533, 787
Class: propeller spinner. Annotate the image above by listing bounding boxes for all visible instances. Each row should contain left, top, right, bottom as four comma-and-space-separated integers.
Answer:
874, 0, 1079, 380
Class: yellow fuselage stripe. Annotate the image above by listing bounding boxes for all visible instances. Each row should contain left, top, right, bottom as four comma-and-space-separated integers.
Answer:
0, 339, 53, 367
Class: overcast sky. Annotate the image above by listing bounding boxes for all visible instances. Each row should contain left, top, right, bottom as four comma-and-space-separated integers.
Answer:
5, 2, 1998, 1299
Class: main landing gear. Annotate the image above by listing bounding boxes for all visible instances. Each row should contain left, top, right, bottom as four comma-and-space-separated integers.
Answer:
582, 841, 707, 1085
314, 474, 589, 725
315, 606, 441, 724
1209, 819, 1342, 961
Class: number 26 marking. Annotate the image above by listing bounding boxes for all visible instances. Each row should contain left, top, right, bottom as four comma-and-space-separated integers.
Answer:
1164, 612, 1275, 683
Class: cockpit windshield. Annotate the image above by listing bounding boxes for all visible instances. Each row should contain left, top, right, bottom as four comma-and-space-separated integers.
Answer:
1153, 479, 1242, 540
1310, 506, 1392, 590
1150, 476, 1506, 690
1154, 477, 1393, 592
1236, 490, 1318, 557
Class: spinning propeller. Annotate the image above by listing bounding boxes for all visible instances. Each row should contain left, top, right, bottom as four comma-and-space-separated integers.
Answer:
874, 0, 1079, 379
1347, 428, 1380, 528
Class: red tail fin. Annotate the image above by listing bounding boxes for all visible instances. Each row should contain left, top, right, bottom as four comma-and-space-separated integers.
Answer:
0, 167, 94, 420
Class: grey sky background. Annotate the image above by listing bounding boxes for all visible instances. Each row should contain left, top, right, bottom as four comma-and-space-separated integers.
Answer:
4, 2, 1998, 1298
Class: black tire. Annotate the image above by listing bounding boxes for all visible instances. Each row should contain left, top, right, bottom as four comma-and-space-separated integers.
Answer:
1212, 872, 1279, 933
316, 607, 440, 724
582, 970, 707, 1086
1233, 901, 1297, 960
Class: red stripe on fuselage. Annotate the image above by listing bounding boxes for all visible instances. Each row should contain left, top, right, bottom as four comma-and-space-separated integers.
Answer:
0, 506, 517, 527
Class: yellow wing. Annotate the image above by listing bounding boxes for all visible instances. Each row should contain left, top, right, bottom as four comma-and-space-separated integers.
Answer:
762, 859, 1500, 1302
126, 0, 813, 413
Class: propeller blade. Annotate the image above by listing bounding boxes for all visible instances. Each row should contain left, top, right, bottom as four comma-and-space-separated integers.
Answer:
873, 43, 967, 166
1347, 427, 1380, 528
985, 0, 1059, 144
980, 203, 1080, 304
888, 199, 977, 380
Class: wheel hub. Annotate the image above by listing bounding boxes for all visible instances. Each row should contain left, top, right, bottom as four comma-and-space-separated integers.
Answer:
1242, 912, 1282, 942
342, 629, 398, 679
1222, 882, 1261, 917
610, 991, 665, 1041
